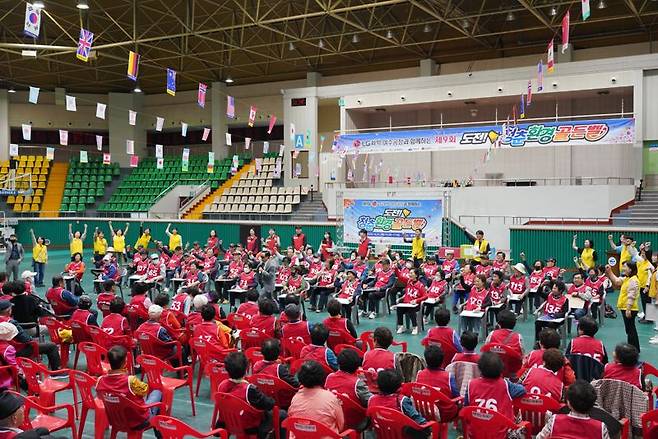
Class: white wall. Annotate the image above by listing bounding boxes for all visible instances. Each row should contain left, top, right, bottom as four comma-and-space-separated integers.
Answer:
149, 185, 201, 219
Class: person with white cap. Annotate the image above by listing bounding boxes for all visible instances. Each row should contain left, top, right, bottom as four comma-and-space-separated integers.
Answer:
19, 271, 36, 295
135, 305, 176, 361
508, 263, 529, 316
440, 249, 460, 280
142, 254, 165, 290
0, 321, 18, 390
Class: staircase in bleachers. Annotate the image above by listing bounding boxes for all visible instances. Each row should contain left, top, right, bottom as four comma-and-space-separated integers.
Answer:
59, 159, 121, 215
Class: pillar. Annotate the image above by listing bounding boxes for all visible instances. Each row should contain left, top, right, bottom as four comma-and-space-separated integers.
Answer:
108, 93, 146, 167
307, 72, 322, 87
0, 90, 8, 161
211, 82, 229, 161
419, 59, 436, 77
283, 87, 319, 188
556, 46, 572, 64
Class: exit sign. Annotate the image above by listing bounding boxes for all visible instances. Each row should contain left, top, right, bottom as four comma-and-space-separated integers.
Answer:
291, 98, 306, 107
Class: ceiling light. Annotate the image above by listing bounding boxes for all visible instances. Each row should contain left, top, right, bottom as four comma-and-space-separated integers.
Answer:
21, 50, 37, 57
423, 24, 432, 33
351, 34, 359, 44
225, 77, 234, 83
506, 11, 515, 21
549, 6, 557, 16
32, 1, 45, 8
7, 88, 16, 93
597, 0, 607, 8
76, 0, 89, 9
386, 30, 394, 39
318, 39, 324, 48
288, 42, 295, 51
133, 86, 142, 93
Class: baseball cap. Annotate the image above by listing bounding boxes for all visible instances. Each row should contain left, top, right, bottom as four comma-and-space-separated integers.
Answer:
21, 270, 37, 279
0, 322, 18, 341
0, 300, 12, 311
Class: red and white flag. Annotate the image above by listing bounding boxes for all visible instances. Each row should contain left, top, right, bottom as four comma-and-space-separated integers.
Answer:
268, 115, 277, 134
103, 153, 111, 165
561, 11, 570, 54
248, 106, 257, 127
547, 39, 555, 73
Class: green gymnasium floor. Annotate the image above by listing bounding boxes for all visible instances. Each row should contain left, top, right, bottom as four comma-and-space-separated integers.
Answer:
15, 250, 658, 438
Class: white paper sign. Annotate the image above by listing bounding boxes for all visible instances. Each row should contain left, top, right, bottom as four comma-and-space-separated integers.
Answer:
80, 150, 88, 163
129, 110, 136, 126
225, 133, 232, 145
290, 123, 295, 142
28, 87, 39, 104
103, 153, 111, 164
156, 157, 164, 169
156, 117, 164, 132
96, 103, 106, 119
255, 158, 262, 173
59, 130, 68, 146
208, 151, 215, 165
65, 95, 76, 112
126, 139, 134, 155
96, 135, 103, 151
202, 128, 210, 141
46, 147, 54, 160
279, 144, 285, 157
21, 124, 31, 141
182, 148, 190, 161
245, 137, 251, 150
263, 141, 270, 154
9, 144, 19, 156
274, 160, 282, 178
155, 144, 163, 158
181, 122, 188, 137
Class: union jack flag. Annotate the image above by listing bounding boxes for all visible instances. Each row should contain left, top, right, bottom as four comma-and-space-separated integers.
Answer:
76, 28, 93, 62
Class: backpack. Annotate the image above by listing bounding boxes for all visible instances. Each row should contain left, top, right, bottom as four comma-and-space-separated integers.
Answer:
605, 304, 617, 319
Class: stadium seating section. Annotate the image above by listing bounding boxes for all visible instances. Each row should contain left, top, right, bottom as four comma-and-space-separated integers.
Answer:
2, 155, 50, 213
60, 159, 120, 214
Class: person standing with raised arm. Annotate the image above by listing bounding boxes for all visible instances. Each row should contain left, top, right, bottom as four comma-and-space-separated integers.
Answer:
109, 221, 130, 264
29, 229, 47, 287
606, 261, 641, 352
572, 234, 597, 270
135, 222, 152, 249
68, 223, 87, 260
608, 233, 638, 266
165, 223, 183, 252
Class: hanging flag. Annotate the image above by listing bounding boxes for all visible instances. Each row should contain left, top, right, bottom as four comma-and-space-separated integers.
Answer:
255, 158, 262, 174
156, 157, 164, 169
198, 83, 207, 108
65, 95, 76, 112
279, 145, 285, 157
582, 0, 590, 20
127, 51, 140, 80
130, 155, 139, 168
59, 130, 68, 146
126, 139, 134, 155
520, 94, 525, 119
46, 147, 54, 161
537, 61, 544, 91
512, 105, 517, 126
181, 122, 188, 137
24, 3, 41, 38
248, 106, 257, 127
263, 141, 270, 154
156, 117, 164, 132
129, 110, 136, 126
267, 115, 276, 134
227, 96, 235, 119
76, 28, 94, 62
290, 123, 296, 142
182, 159, 189, 172
561, 11, 570, 54
202, 128, 210, 141
207, 162, 214, 174
274, 160, 282, 178
28, 87, 39, 104
305, 130, 312, 147
80, 150, 88, 164
225, 133, 232, 146
231, 155, 239, 173
155, 144, 163, 158
166, 68, 176, 96
96, 135, 103, 151
527, 80, 532, 106
21, 124, 31, 141
9, 144, 18, 157
103, 153, 111, 165
547, 39, 555, 73
245, 137, 251, 150
182, 148, 190, 161
96, 103, 106, 119
208, 151, 215, 165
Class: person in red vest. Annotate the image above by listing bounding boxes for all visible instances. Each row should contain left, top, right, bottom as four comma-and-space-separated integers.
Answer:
281, 304, 311, 345
450, 331, 480, 364
97, 280, 117, 318
70, 295, 99, 326
236, 290, 260, 320
565, 317, 608, 365
127, 282, 152, 327
325, 348, 372, 407
245, 228, 261, 255
422, 308, 462, 367
518, 328, 575, 387
536, 380, 609, 439
362, 327, 395, 373
299, 323, 338, 371
324, 299, 359, 342
101, 297, 132, 337
309, 259, 337, 313
361, 259, 396, 319
319, 232, 334, 262
416, 345, 459, 398
216, 351, 278, 439
568, 273, 591, 321
459, 273, 490, 337
250, 298, 278, 338
265, 228, 280, 254
484, 310, 524, 359
96, 345, 163, 432
192, 304, 231, 348
0, 392, 53, 439
45, 275, 78, 316
252, 338, 299, 387
356, 229, 371, 259
423, 270, 448, 323
522, 348, 565, 401
465, 352, 526, 427
136, 305, 176, 359
292, 226, 306, 252
602, 343, 643, 389
394, 268, 427, 336
534, 280, 569, 342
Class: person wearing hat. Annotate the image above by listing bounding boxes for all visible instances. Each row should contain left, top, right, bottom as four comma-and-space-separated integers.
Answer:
28, 229, 47, 288
69, 296, 98, 327
143, 254, 165, 290
0, 322, 18, 390
136, 305, 176, 360
19, 272, 36, 296
508, 263, 529, 316
440, 249, 460, 280
100, 253, 120, 285
3, 234, 23, 282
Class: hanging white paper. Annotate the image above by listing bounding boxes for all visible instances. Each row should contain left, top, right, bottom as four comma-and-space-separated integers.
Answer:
232, 154, 239, 171
294, 163, 302, 177
274, 161, 282, 178
65, 95, 76, 112
129, 110, 136, 126
279, 144, 285, 157
202, 128, 210, 141
225, 133, 232, 145
155, 117, 164, 132
80, 150, 88, 163
103, 153, 111, 165
155, 144, 163, 158
59, 130, 68, 146
126, 139, 134, 155
181, 122, 188, 137
157, 157, 164, 169
28, 87, 39, 104
96, 103, 106, 119
96, 135, 103, 151
9, 144, 19, 156
263, 141, 270, 154
255, 158, 262, 173
208, 151, 215, 165
290, 123, 295, 142
46, 147, 54, 160
21, 124, 31, 141
182, 148, 190, 160
245, 137, 251, 150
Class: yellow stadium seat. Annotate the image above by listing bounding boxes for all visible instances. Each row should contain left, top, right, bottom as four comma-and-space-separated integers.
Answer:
35, 189, 43, 196
15, 196, 23, 204
38, 182, 45, 189
31, 204, 39, 212
40, 168, 48, 175
16, 168, 24, 174
23, 196, 32, 204
0, 161, 8, 167
32, 196, 40, 204
21, 203, 30, 211
7, 195, 15, 204
28, 155, 35, 161
38, 175, 46, 182
13, 204, 21, 213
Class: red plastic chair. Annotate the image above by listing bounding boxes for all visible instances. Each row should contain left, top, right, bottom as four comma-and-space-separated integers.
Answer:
401, 382, 463, 439
97, 390, 165, 439
334, 344, 364, 359
480, 343, 522, 378
16, 357, 76, 411
8, 390, 77, 439
0, 364, 19, 391
282, 417, 357, 438
513, 394, 563, 436
71, 370, 108, 439
642, 409, 658, 439
41, 316, 71, 367
366, 406, 439, 439
240, 328, 272, 350
70, 320, 94, 368
190, 338, 236, 396
88, 325, 135, 351
212, 392, 280, 439
459, 406, 531, 439
247, 373, 297, 409
334, 392, 367, 431
282, 337, 307, 359
208, 363, 229, 396
79, 341, 111, 376
126, 302, 149, 331
245, 347, 264, 367
359, 331, 407, 352
135, 330, 183, 367
9, 339, 40, 362
137, 354, 196, 416
150, 415, 228, 439
421, 336, 458, 369
227, 312, 251, 330
327, 329, 357, 350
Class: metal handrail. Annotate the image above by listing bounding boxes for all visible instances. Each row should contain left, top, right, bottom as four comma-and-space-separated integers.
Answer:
178, 179, 211, 218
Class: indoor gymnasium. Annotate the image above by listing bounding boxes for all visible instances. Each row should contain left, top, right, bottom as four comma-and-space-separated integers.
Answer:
0, 1, 657, 438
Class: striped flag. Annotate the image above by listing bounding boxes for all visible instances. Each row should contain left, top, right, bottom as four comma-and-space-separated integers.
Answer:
127, 51, 140, 81
527, 80, 532, 106
537, 61, 544, 91
520, 94, 525, 119
227, 96, 235, 119
198, 83, 207, 108
166, 68, 176, 96
561, 11, 570, 54
547, 39, 555, 73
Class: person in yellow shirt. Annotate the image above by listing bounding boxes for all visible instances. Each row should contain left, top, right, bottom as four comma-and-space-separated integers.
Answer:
29, 228, 47, 287
135, 222, 151, 249
606, 261, 641, 352
403, 229, 425, 268
109, 221, 130, 265
608, 234, 637, 266
165, 223, 183, 251
68, 223, 87, 260
465, 229, 490, 263
571, 234, 597, 270
93, 227, 108, 265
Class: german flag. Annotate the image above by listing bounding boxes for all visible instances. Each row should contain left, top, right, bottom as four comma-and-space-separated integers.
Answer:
127, 51, 140, 81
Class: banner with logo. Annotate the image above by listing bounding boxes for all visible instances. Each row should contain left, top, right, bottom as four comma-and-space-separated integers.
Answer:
343, 198, 442, 246
333, 118, 635, 154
